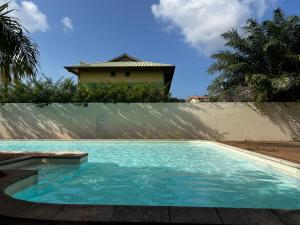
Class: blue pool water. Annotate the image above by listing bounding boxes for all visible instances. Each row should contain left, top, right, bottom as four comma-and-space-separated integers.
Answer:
0, 141, 299, 208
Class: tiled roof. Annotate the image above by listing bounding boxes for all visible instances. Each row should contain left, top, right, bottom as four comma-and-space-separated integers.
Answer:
65, 53, 174, 70
66, 61, 174, 68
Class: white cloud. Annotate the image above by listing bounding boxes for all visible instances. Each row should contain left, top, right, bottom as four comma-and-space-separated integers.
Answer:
152, 0, 277, 56
61, 17, 73, 32
0, 0, 49, 33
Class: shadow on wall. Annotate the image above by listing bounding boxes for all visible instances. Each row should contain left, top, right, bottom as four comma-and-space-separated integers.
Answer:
0, 103, 222, 140
251, 102, 300, 141
1, 103, 299, 140
0, 104, 93, 139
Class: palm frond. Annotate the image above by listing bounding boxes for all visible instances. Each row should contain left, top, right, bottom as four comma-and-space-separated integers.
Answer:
0, 2, 39, 84
208, 8, 300, 102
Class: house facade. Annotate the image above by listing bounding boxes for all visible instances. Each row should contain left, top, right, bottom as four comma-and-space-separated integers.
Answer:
65, 54, 175, 94
187, 96, 209, 103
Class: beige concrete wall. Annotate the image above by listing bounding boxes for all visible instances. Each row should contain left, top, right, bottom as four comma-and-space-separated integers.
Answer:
0, 103, 299, 141
79, 71, 164, 83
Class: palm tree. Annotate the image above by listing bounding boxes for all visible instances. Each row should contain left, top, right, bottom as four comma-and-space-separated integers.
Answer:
208, 8, 300, 102
0, 2, 39, 91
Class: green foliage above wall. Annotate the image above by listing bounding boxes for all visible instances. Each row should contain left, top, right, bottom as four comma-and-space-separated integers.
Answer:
0, 76, 182, 105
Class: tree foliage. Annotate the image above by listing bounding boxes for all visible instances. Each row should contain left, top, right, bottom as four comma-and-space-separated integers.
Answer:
208, 8, 300, 102
0, 76, 181, 105
0, 2, 39, 89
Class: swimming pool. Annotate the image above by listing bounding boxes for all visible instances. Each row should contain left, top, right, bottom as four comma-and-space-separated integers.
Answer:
0, 141, 299, 209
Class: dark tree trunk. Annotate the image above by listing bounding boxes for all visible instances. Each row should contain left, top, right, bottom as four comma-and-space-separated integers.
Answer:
0, 64, 10, 101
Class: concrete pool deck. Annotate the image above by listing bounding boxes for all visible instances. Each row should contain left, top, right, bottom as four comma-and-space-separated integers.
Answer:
0, 142, 299, 224
222, 141, 300, 164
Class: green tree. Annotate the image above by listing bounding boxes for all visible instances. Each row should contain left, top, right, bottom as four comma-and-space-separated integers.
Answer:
0, 76, 179, 104
208, 8, 300, 102
0, 2, 39, 90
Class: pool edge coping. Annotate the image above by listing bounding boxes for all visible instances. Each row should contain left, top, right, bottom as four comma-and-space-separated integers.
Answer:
205, 141, 300, 178
0, 147, 299, 224
0, 170, 299, 224
0, 152, 88, 169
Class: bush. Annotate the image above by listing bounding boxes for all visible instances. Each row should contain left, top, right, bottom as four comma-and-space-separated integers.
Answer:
0, 76, 181, 104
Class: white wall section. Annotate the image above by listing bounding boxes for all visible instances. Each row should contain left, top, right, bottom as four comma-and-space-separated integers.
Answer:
0, 103, 299, 141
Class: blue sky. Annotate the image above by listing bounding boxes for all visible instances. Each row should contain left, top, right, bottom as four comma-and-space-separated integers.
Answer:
3, 0, 300, 99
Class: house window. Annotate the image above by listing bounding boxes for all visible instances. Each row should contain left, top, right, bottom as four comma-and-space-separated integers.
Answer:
125, 71, 130, 77
111, 72, 116, 77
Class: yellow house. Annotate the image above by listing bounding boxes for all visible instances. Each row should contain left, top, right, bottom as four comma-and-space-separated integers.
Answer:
65, 53, 175, 94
